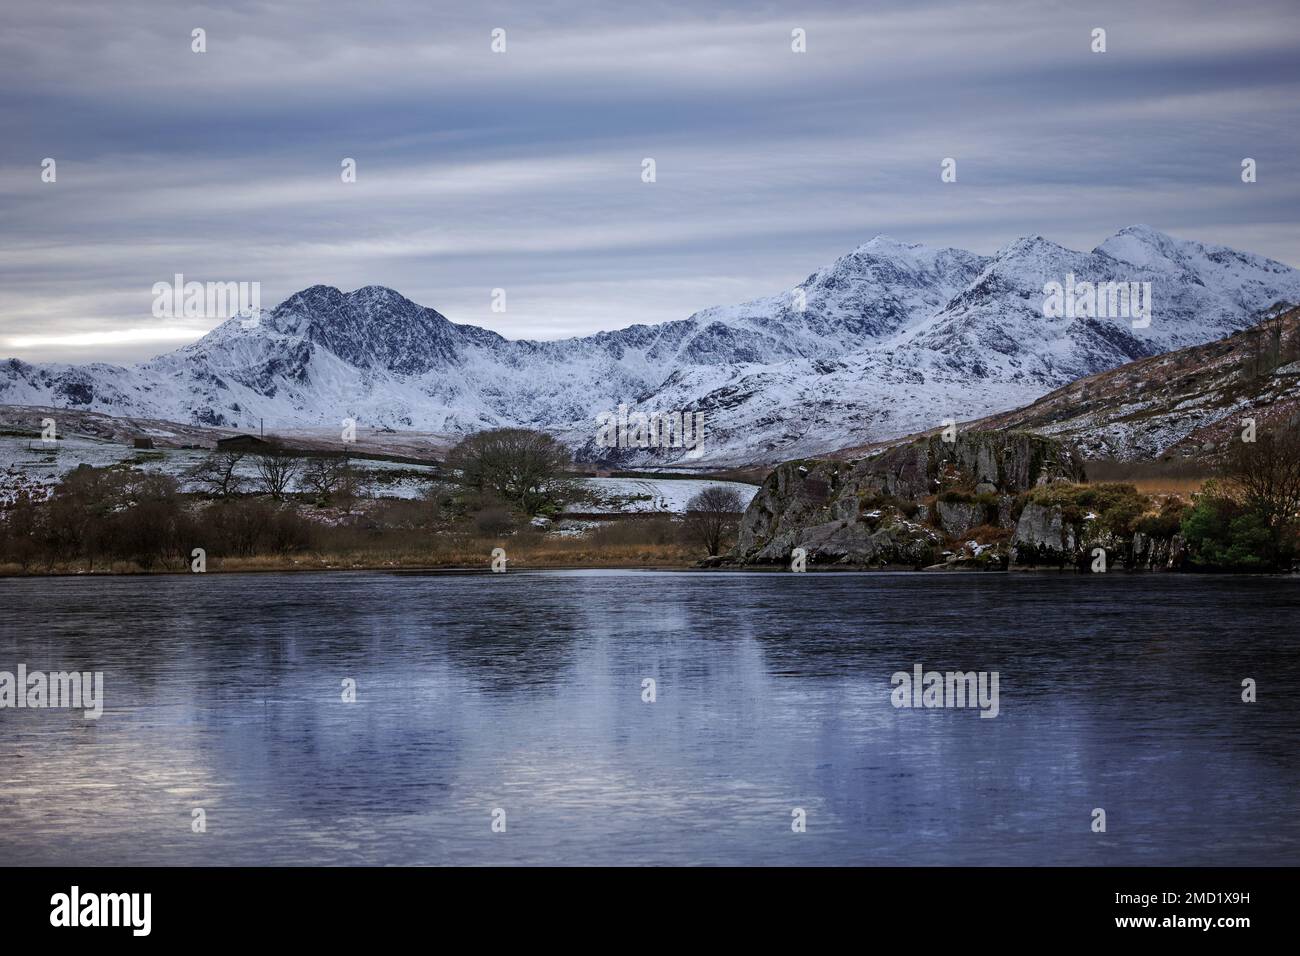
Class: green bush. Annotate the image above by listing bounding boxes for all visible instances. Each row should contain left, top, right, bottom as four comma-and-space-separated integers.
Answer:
1180, 495, 1289, 571
1135, 498, 1189, 539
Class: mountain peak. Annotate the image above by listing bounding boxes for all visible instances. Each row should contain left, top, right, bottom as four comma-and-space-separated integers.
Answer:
830, 235, 980, 277
349, 285, 411, 305
1094, 224, 1187, 269
277, 284, 344, 314
1111, 223, 1172, 242
277, 285, 417, 318
858, 235, 919, 252
999, 234, 1068, 255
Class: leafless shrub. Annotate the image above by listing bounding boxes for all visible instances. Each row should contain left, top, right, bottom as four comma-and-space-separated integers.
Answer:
474, 504, 515, 536
252, 443, 302, 500
1223, 426, 1300, 526
682, 486, 745, 556
187, 450, 246, 497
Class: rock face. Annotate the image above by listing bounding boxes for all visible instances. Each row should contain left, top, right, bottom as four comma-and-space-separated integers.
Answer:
1013, 489, 1190, 572
1132, 531, 1187, 571
731, 431, 1085, 567
936, 500, 987, 537
1010, 502, 1078, 557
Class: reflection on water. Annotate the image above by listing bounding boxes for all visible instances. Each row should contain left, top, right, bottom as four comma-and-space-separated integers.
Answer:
1, 571, 1297, 865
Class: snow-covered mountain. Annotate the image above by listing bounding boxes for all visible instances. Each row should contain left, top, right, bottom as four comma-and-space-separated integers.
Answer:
3, 225, 1299, 466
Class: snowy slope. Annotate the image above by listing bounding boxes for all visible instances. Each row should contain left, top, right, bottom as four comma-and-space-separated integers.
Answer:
960, 305, 1300, 462
3, 226, 1298, 466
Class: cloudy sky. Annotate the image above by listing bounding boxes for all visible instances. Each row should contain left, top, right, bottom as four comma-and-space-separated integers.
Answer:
2, 0, 1298, 363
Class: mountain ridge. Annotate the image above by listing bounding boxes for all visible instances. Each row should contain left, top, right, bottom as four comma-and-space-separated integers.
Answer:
3, 226, 1299, 466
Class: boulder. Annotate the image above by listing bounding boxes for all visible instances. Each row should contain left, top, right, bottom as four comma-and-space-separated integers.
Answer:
1010, 501, 1078, 565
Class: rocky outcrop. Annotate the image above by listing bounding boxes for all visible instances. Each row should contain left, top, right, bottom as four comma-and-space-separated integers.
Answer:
1010, 502, 1078, 558
935, 500, 987, 537
731, 430, 1085, 567
1132, 531, 1187, 570
1009, 486, 1186, 570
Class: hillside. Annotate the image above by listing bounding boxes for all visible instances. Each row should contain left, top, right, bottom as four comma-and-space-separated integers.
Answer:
956, 305, 1300, 462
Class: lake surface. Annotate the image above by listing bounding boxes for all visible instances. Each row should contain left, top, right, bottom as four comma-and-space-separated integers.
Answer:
1, 571, 1297, 866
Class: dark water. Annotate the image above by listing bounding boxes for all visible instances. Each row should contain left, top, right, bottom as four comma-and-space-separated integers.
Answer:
0, 571, 1297, 866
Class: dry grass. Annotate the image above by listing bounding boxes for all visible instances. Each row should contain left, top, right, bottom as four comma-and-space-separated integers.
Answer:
0, 537, 704, 576
219, 539, 698, 572
0, 505, 724, 576
1124, 477, 1207, 496
1084, 457, 1211, 498
964, 524, 1013, 546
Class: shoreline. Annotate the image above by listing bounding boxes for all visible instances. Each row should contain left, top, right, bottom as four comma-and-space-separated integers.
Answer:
2, 562, 1294, 579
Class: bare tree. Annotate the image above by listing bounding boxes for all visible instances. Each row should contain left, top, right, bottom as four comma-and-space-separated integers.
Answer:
252, 443, 302, 500
682, 486, 745, 556
188, 450, 246, 497
300, 454, 370, 511
302, 455, 347, 500
332, 461, 366, 515
1223, 426, 1300, 527
446, 428, 576, 516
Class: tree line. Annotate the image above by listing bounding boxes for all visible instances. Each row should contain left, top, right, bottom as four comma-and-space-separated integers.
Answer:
0, 426, 750, 570
8, 419, 1291, 573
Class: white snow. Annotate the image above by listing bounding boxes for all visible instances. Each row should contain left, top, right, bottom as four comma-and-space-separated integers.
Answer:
574, 477, 758, 514
0, 433, 759, 515
3, 226, 1298, 468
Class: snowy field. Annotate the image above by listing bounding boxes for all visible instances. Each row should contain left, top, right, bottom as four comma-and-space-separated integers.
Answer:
0, 435, 759, 514
570, 476, 758, 513
0, 434, 442, 501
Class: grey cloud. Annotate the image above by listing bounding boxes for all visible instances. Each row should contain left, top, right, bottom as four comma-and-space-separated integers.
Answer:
1, 0, 1297, 361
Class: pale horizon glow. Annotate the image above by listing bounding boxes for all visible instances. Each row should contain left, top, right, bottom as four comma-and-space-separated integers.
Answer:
6, 326, 213, 351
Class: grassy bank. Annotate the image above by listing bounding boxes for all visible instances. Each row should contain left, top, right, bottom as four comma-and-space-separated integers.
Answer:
0, 522, 702, 576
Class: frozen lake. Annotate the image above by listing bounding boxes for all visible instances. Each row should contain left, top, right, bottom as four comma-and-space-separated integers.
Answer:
1, 571, 1296, 865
